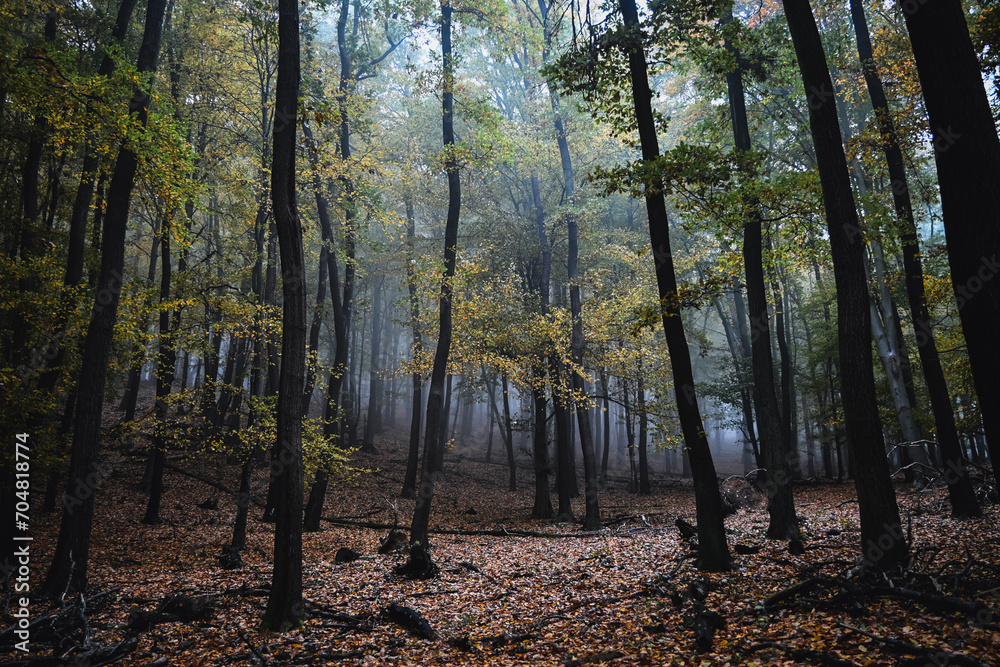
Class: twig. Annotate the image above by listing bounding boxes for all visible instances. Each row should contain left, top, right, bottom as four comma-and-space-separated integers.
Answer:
237, 627, 269, 666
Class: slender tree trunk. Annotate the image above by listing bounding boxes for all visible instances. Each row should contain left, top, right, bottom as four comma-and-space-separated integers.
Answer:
531, 374, 553, 518
300, 115, 353, 530
850, 0, 980, 516
362, 277, 384, 452
781, 0, 905, 568
501, 373, 516, 491
600, 369, 611, 485
619, 0, 730, 570
402, 196, 423, 499
637, 373, 650, 495
261, 0, 305, 631
143, 208, 176, 525
302, 243, 328, 416
409, 1, 460, 554
231, 456, 253, 550
40, 0, 169, 598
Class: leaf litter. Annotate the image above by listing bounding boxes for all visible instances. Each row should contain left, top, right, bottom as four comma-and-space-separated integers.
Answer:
4, 433, 999, 667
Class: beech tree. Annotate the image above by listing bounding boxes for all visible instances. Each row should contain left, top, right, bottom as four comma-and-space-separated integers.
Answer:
721, 3, 801, 541
261, 0, 306, 631
40, 0, 170, 597
616, 0, 731, 570
408, 0, 463, 556
849, 0, 978, 518
899, 0, 1000, 488
780, 0, 906, 569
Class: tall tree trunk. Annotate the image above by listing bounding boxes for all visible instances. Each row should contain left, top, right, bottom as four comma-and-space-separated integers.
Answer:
501, 373, 516, 491
530, 174, 559, 517
409, 0, 460, 553
899, 0, 1000, 488
637, 373, 650, 495
300, 115, 353, 530
261, 0, 305, 631
530, 372, 553, 518
40, 0, 169, 598
600, 369, 611, 485
539, 0, 600, 529
402, 196, 423, 499
781, 0, 905, 568
361, 277, 384, 452
302, 243, 328, 416
120, 218, 161, 421
618, 0, 730, 570
850, 0, 980, 516
143, 209, 176, 525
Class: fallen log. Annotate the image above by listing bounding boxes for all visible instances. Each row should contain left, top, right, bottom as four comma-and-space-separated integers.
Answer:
382, 602, 438, 639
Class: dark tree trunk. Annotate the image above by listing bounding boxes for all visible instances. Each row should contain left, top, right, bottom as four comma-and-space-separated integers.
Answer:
40, 0, 169, 598
637, 375, 650, 495
529, 173, 560, 517
619, 0, 730, 571
402, 196, 423, 499
302, 243, 328, 416
67, 0, 137, 279
531, 375, 553, 518
409, 0, 460, 552
143, 210, 176, 525
502, 373, 516, 491
600, 369, 611, 485
848, 0, 979, 515
899, 0, 1000, 488
120, 219, 161, 421
540, 0, 600, 529
781, 0, 905, 568
300, 116, 353, 531
554, 389, 575, 520
231, 456, 253, 550
362, 277, 384, 452
437, 372, 454, 466
261, 0, 305, 631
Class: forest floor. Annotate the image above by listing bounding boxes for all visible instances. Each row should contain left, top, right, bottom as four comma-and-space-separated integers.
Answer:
4, 426, 1000, 667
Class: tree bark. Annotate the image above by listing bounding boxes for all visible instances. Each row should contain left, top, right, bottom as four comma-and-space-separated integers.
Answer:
402, 196, 423, 499
143, 208, 176, 525
361, 277, 384, 452
899, 0, 1000, 488
781, 0, 905, 568
618, 0, 731, 570
261, 0, 305, 631
849, 0, 980, 516
40, 0, 169, 598
409, 0, 460, 551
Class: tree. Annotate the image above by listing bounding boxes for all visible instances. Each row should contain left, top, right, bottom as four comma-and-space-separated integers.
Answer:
898, 0, 1000, 488
260, 0, 305, 631
780, 0, 906, 569
409, 0, 462, 555
722, 3, 800, 541
39, 0, 170, 598
535, 0, 601, 530
617, 0, 731, 571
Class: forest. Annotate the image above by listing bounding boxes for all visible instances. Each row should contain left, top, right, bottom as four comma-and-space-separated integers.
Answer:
2, 0, 1000, 664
